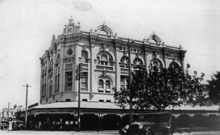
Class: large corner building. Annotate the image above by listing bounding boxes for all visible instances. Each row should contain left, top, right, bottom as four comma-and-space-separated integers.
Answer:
28, 18, 219, 131
40, 18, 185, 105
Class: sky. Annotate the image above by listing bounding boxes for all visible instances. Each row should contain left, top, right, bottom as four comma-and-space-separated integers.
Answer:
0, 0, 219, 109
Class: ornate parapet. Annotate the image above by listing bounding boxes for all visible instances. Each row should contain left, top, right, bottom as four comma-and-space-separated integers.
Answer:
62, 17, 81, 35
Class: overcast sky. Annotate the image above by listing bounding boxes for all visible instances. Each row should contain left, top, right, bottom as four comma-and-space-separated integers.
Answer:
0, 0, 219, 109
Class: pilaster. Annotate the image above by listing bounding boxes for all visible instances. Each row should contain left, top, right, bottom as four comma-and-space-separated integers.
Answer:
115, 44, 120, 91
162, 47, 167, 68
143, 43, 148, 71
45, 51, 50, 100
39, 58, 44, 102
59, 43, 65, 93
90, 45, 95, 94
144, 50, 148, 72
52, 51, 56, 100
75, 44, 79, 93
72, 45, 76, 92
179, 50, 185, 71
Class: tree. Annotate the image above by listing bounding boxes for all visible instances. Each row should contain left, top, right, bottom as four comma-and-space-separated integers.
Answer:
114, 63, 207, 111
208, 71, 220, 104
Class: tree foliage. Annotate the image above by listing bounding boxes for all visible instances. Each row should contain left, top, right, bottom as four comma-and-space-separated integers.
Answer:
114, 63, 207, 111
208, 71, 220, 104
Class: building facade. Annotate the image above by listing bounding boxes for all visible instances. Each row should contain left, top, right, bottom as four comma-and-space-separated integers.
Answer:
21, 18, 220, 131
39, 18, 186, 105
0, 106, 23, 121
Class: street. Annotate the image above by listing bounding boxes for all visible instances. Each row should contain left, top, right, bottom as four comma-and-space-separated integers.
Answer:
1, 130, 220, 135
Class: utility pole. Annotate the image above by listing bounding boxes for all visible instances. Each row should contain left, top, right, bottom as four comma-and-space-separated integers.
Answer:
128, 39, 133, 124
7, 102, 10, 121
76, 63, 82, 131
23, 84, 31, 130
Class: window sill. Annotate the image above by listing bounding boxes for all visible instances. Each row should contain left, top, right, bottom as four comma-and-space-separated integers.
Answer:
98, 88, 104, 92
105, 89, 111, 93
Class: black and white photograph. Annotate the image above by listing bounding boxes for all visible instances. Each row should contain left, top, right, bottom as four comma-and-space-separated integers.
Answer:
0, 0, 220, 135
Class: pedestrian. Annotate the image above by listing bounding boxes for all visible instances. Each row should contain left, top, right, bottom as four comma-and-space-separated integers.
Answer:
8, 121, 12, 131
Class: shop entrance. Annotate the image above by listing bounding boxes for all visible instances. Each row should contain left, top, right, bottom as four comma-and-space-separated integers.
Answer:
81, 114, 99, 131
103, 114, 120, 130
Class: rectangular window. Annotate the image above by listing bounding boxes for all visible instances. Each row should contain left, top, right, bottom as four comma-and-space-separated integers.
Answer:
41, 85, 44, 98
66, 99, 71, 102
106, 81, 110, 89
55, 74, 60, 93
99, 99, 104, 102
120, 76, 128, 89
44, 84, 46, 97
106, 100, 111, 102
81, 72, 88, 90
42, 84, 46, 98
57, 74, 60, 92
82, 99, 88, 101
65, 72, 72, 91
55, 75, 58, 93
48, 80, 52, 97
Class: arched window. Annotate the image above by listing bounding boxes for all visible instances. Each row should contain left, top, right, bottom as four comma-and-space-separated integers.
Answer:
98, 79, 104, 88
81, 50, 88, 63
98, 78, 112, 93
109, 57, 113, 66
101, 54, 108, 65
49, 80, 52, 97
101, 54, 108, 61
49, 60, 53, 73
120, 56, 129, 64
56, 53, 60, 67
120, 56, 129, 68
97, 56, 100, 65
150, 58, 163, 72
133, 58, 143, 65
96, 51, 114, 66
106, 80, 111, 89
169, 61, 180, 69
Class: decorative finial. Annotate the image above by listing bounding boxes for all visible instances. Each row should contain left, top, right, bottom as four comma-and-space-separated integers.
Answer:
69, 16, 74, 24
90, 29, 93, 32
153, 31, 155, 35
103, 21, 105, 25
179, 44, 183, 49
115, 32, 117, 36
78, 21, 80, 25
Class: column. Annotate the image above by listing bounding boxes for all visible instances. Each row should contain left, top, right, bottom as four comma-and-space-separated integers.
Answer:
144, 53, 148, 72
74, 44, 79, 93
90, 43, 95, 94
115, 46, 120, 91
39, 58, 44, 102
59, 43, 65, 93
143, 43, 148, 71
162, 48, 167, 68
52, 51, 56, 99
72, 45, 76, 92
45, 51, 50, 99
179, 51, 185, 71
